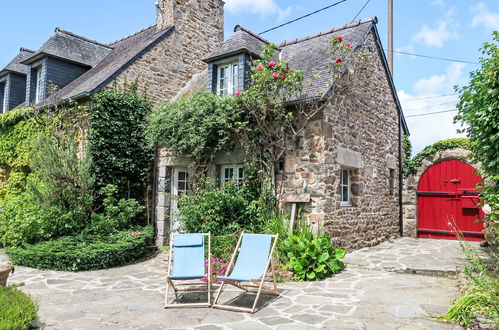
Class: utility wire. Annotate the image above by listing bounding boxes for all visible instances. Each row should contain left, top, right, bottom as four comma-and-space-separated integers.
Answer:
405, 109, 458, 118
351, 0, 370, 23
402, 93, 459, 102
259, 0, 348, 35
391, 50, 479, 64
404, 101, 458, 110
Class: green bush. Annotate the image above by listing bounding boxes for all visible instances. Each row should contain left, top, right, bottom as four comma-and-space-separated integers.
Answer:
178, 180, 264, 236
87, 185, 145, 235
211, 234, 238, 261
6, 226, 154, 271
0, 286, 38, 330
284, 228, 345, 281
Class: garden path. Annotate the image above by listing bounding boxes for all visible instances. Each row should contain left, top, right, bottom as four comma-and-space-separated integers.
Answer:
1, 237, 480, 329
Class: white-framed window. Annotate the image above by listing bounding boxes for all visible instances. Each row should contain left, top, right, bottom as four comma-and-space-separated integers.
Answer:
35, 67, 43, 103
221, 165, 245, 184
217, 62, 239, 96
0, 82, 6, 113
340, 169, 351, 206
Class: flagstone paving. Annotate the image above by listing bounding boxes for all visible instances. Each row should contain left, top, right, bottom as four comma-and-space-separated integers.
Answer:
1, 238, 482, 329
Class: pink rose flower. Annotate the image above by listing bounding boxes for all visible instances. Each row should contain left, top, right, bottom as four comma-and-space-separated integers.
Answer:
285, 69, 289, 73
268, 61, 276, 67
235, 91, 241, 97
336, 57, 343, 63
257, 64, 264, 71
346, 43, 351, 48
281, 75, 286, 80
482, 204, 492, 215
131, 232, 141, 237
272, 72, 279, 78
337, 35, 343, 42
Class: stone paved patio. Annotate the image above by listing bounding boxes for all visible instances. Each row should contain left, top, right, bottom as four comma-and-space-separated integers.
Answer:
1, 237, 481, 329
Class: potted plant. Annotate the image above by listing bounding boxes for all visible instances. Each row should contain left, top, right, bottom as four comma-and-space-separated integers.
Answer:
0, 265, 14, 286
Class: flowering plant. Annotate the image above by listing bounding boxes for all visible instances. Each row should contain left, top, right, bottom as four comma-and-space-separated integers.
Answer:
131, 231, 141, 237
329, 34, 370, 89
203, 257, 229, 284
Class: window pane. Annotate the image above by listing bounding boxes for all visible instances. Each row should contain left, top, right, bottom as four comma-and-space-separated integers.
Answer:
238, 167, 244, 180
342, 186, 349, 202
341, 170, 349, 185
178, 182, 186, 191
178, 172, 186, 181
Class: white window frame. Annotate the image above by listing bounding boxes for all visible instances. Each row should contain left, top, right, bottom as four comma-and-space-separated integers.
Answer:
1, 82, 6, 113
220, 164, 245, 184
170, 168, 192, 232
340, 169, 351, 206
217, 61, 239, 96
35, 67, 43, 103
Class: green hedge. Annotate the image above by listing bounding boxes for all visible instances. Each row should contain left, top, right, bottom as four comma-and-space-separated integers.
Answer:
0, 286, 38, 330
6, 226, 154, 271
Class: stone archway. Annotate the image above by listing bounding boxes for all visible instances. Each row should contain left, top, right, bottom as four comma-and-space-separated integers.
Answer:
402, 147, 475, 237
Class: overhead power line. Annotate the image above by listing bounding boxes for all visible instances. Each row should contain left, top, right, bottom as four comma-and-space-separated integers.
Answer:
351, 0, 370, 23
391, 50, 479, 64
259, 0, 348, 35
405, 109, 458, 118
402, 93, 459, 102
404, 101, 458, 111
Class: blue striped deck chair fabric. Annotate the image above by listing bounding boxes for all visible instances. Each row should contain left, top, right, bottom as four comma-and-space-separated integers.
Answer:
164, 233, 211, 308
212, 232, 279, 313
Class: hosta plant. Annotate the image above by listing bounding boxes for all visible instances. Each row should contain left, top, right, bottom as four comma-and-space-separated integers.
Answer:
284, 232, 345, 281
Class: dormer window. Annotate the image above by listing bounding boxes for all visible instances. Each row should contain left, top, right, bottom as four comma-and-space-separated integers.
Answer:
35, 67, 43, 103
217, 61, 239, 96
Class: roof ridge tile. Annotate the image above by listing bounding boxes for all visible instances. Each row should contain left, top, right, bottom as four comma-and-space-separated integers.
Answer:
278, 16, 377, 48
108, 25, 157, 46
19, 47, 35, 53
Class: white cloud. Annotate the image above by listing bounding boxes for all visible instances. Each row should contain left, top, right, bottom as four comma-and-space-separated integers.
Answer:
412, 20, 454, 48
471, 3, 499, 30
400, 63, 468, 153
395, 44, 416, 58
431, 0, 445, 8
224, 0, 293, 21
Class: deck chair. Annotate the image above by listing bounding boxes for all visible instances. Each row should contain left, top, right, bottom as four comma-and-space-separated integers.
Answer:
212, 233, 279, 313
164, 233, 211, 308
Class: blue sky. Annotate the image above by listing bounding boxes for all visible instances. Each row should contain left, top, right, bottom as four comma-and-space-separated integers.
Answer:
1, 0, 498, 153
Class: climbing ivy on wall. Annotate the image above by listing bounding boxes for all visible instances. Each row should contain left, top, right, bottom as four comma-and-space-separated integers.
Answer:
403, 138, 473, 177
88, 90, 153, 201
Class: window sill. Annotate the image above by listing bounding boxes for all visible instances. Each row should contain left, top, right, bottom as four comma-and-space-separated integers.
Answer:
340, 203, 353, 207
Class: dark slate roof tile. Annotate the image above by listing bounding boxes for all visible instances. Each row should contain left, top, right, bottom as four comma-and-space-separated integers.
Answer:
203, 25, 272, 62
0, 48, 35, 77
38, 25, 173, 107
22, 28, 113, 67
280, 17, 376, 99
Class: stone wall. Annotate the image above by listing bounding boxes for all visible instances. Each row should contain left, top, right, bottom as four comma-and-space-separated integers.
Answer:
402, 148, 472, 237
107, 0, 224, 105
278, 32, 402, 250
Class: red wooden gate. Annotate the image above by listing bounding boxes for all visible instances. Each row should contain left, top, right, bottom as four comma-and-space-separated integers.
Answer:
417, 160, 484, 241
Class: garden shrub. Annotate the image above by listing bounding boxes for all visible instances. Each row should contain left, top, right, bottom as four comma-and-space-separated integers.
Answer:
178, 180, 264, 236
211, 234, 238, 261
6, 226, 154, 271
284, 227, 346, 281
87, 184, 145, 235
0, 286, 38, 330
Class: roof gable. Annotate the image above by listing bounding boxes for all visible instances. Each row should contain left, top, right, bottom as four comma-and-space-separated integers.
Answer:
0, 48, 35, 77
203, 25, 272, 62
22, 28, 112, 67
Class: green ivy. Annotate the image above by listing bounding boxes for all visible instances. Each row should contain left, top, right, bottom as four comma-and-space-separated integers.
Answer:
89, 90, 153, 201
146, 91, 243, 167
403, 138, 473, 176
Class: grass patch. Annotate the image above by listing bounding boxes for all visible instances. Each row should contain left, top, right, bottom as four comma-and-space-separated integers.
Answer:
6, 226, 154, 271
441, 241, 499, 328
0, 286, 38, 330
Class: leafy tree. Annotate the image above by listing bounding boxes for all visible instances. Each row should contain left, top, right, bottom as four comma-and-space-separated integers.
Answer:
455, 31, 499, 245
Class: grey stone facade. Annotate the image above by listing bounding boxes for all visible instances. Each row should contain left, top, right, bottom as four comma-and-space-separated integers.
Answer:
276, 32, 402, 251
402, 148, 473, 238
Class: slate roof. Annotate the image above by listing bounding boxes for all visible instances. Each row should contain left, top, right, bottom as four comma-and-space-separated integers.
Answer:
0, 48, 35, 77
203, 25, 272, 62
279, 18, 375, 99
22, 28, 113, 67
38, 25, 174, 107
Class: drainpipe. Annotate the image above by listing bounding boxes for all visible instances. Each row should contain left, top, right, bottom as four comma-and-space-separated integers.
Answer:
398, 115, 404, 237
151, 144, 159, 242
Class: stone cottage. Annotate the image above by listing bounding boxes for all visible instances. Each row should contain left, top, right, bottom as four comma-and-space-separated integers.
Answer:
155, 17, 410, 250
0, 0, 224, 110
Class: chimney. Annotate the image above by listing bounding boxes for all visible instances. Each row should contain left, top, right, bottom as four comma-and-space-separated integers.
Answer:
155, 0, 176, 31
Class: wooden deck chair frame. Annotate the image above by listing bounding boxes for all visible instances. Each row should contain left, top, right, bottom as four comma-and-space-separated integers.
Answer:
212, 232, 279, 313
164, 232, 211, 308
